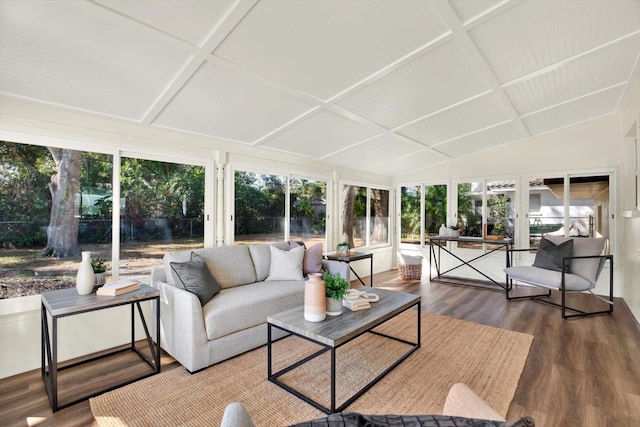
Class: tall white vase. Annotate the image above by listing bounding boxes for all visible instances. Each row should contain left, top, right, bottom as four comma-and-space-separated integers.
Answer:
76, 251, 95, 295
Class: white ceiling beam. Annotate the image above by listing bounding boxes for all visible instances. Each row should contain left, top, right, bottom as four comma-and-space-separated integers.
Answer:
429, 0, 531, 139
141, 0, 258, 125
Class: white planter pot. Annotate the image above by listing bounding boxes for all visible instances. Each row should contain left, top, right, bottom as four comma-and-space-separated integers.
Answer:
326, 297, 343, 316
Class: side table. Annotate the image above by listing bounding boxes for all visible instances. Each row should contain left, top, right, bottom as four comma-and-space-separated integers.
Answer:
41, 284, 160, 412
323, 251, 373, 287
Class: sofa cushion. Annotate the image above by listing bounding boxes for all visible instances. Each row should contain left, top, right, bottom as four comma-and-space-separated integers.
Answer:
163, 250, 196, 287
532, 237, 573, 272
196, 245, 257, 289
544, 236, 606, 285
202, 280, 305, 340
170, 252, 220, 305
266, 245, 304, 281
303, 243, 324, 275
504, 265, 594, 291
248, 242, 290, 282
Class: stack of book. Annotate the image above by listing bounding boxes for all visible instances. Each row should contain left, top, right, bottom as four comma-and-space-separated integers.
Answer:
342, 297, 371, 311
96, 280, 141, 296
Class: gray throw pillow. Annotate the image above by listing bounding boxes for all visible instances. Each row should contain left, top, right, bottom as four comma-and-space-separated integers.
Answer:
532, 237, 573, 272
170, 252, 220, 305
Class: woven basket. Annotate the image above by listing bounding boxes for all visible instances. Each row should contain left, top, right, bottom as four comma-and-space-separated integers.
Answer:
399, 263, 422, 280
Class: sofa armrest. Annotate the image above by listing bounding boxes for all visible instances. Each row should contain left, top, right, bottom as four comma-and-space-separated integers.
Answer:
442, 383, 505, 422
152, 279, 209, 373
322, 259, 350, 282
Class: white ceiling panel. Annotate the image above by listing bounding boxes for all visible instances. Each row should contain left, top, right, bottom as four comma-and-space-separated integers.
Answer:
261, 111, 381, 158
470, 0, 640, 84
153, 62, 315, 142
372, 149, 451, 175
448, 0, 505, 24
322, 134, 422, 169
337, 40, 490, 129
397, 92, 511, 146
95, 0, 236, 46
0, 0, 190, 120
505, 34, 640, 115
434, 121, 528, 158
522, 86, 625, 136
214, 0, 449, 100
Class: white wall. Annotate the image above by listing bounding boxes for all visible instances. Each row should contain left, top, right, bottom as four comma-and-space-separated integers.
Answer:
619, 80, 640, 321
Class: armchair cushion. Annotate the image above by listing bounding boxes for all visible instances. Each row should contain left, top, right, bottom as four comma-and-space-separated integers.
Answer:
532, 237, 573, 272
544, 236, 606, 285
504, 265, 593, 291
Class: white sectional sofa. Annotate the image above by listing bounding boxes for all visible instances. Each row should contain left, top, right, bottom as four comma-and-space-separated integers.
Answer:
151, 242, 348, 373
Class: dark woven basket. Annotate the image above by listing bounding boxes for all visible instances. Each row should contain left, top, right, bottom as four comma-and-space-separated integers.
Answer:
399, 263, 422, 280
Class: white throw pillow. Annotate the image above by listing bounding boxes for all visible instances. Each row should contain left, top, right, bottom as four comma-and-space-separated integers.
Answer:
266, 245, 304, 281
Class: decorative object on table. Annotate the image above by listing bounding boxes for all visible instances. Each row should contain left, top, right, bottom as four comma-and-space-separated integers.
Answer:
323, 271, 349, 316
96, 280, 140, 296
76, 251, 95, 295
438, 224, 460, 238
397, 252, 423, 280
336, 241, 349, 255
304, 273, 326, 322
91, 256, 108, 286
342, 288, 379, 311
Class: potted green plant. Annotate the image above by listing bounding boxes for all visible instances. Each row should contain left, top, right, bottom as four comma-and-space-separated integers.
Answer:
323, 271, 349, 316
91, 257, 108, 286
336, 242, 349, 255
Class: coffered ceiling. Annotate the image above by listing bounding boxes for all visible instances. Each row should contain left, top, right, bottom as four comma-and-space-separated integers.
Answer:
1, 0, 639, 176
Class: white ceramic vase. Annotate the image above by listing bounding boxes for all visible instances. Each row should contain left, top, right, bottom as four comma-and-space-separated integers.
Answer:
76, 251, 95, 295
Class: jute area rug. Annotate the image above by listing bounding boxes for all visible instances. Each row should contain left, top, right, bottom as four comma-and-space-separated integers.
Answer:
90, 311, 533, 427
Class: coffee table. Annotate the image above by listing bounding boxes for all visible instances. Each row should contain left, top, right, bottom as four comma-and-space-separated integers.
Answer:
267, 287, 420, 413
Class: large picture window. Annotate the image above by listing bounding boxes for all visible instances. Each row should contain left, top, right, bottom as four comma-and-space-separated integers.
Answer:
1, 141, 113, 298
234, 170, 327, 248
0, 141, 208, 299
119, 157, 205, 282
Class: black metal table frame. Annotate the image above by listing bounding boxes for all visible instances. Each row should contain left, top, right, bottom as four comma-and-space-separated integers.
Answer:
267, 301, 420, 414
41, 293, 160, 412
429, 237, 513, 292
324, 252, 373, 287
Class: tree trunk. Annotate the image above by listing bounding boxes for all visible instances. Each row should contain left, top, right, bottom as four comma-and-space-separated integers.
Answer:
342, 185, 357, 247
371, 189, 389, 243
41, 148, 82, 258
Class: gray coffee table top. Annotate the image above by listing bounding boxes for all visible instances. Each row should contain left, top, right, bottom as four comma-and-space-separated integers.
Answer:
267, 287, 420, 347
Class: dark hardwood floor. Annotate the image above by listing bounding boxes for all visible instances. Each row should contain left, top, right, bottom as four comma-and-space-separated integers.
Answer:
1, 270, 639, 426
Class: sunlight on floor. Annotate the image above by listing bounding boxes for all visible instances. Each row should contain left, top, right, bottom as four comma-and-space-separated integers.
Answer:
27, 417, 46, 426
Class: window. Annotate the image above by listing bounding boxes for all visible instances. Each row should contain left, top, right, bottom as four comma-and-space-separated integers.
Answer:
342, 184, 390, 249
234, 170, 328, 247
457, 181, 483, 238
486, 180, 515, 239
424, 184, 447, 239
119, 157, 205, 282
0, 141, 113, 298
289, 178, 327, 249
234, 171, 286, 244
400, 185, 421, 244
